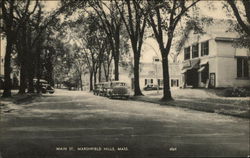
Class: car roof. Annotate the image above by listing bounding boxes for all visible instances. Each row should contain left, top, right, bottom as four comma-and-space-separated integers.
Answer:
33, 79, 48, 83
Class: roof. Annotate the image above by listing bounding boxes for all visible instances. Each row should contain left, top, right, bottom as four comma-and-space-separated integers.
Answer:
215, 37, 237, 42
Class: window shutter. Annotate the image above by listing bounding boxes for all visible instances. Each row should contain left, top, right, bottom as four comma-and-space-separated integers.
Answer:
206, 41, 209, 55
243, 59, 249, 77
145, 79, 147, 85
237, 58, 242, 77
201, 43, 204, 56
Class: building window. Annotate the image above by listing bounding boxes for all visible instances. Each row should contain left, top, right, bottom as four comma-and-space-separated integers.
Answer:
184, 47, 190, 60
154, 58, 160, 62
145, 79, 154, 85
237, 58, 249, 78
171, 79, 179, 87
157, 79, 163, 86
192, 44, 199, 58
201, 41, 209, 56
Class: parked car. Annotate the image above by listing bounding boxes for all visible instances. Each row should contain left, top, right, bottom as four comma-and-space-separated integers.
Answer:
143, 84, 163, 91
99, 82, 110, 96
106, 81, 130, 99
41, 84, 55, 94
33, 79, 55, 94
93, 83, 102, 95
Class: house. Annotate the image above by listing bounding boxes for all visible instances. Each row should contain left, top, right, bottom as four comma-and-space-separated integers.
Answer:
117, 56, 181, 90
178, 19, 250, 88
0, 37, 20, 89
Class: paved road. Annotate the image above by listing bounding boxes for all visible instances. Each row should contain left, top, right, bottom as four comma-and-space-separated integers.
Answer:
0, 90, 249, 158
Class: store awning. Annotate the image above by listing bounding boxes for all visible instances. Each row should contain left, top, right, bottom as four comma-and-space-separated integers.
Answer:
198, 66, 205, 72
200, 59, 209, 65
181, 59, 200, 73
181, 69, 188, 74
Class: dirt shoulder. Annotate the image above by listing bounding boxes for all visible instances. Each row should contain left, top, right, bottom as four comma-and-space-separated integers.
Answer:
131, 89, 250, 119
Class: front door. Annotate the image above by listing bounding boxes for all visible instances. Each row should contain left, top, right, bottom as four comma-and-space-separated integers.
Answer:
209, 73, 216, 88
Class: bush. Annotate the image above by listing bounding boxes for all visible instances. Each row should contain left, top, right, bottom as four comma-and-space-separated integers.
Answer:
223, 87, 249, 97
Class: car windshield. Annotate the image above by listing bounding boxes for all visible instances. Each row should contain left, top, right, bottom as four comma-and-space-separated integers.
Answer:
102, 83, 110, 88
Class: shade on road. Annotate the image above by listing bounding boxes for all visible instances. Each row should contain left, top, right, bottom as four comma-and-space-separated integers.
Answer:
0, 89, 249, 158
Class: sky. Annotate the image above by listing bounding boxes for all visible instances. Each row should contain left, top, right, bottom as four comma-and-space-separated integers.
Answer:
141, 1, 231, 63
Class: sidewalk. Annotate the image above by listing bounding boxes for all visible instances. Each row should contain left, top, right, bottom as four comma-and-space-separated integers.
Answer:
0, 91, 41, 113
131, 89, 250, 118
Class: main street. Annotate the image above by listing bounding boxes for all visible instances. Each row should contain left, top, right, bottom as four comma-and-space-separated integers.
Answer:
0, 89, 249, 158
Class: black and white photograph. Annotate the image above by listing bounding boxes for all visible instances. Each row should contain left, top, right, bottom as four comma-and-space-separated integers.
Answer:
0, 0, 249, 158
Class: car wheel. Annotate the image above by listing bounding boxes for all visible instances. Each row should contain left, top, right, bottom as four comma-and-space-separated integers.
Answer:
42, 89, 46, 93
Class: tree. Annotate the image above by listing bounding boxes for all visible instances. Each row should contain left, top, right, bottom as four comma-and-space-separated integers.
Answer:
1, 0, 38, 97
90, 0, 124, 81
224, 0, 250, 48
1, 0, 82, 96
147, 0, 200, 100
226, 0, 250, 36
115, 0, 148, 96
65, 13, 107, 91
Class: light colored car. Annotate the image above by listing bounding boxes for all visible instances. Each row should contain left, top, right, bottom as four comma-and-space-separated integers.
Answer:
106, 81, 130, 99
93, 83, 102, 95
95, 82, 110, 96
33, 79, 54, 94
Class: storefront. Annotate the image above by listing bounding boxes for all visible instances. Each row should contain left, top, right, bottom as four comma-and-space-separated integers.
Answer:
198, 59, 209, 88
181, 59, 200, 88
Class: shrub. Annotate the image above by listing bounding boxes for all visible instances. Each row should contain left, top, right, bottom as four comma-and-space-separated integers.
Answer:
223, 87, 249, 97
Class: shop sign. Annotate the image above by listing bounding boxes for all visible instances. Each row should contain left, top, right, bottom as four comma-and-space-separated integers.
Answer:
182, 60, 191, 69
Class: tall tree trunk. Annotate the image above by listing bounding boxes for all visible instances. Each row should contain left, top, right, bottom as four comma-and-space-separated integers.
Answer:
161, 37, 173, 100
79, 73, 83, 91
98, 64, 102, 82
161, 55, 172, 100
114, 57, 119, 81
103, 62, 108, 81
94, 70, 97, 84
18, 64, 27, 94
89, 71, 93, 91
2, 35, 13, 97
36, 49, 41, 94
133, 53, 143, 96
114, 33, 120, 81
17, 27, 27, 94
27, 70, 35, 93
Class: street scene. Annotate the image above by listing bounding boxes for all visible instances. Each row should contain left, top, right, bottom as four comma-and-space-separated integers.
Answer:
0, 90, 249, 158
1, 0, 250, 158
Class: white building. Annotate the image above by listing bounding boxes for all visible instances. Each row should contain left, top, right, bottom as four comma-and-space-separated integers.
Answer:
117, 56, 181, 90
179, 20, 250, 88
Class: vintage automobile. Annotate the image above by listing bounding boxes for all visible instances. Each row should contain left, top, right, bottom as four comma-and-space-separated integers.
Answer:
34, 79, 55, 94
106, 81, 130, 99
93, 83, 102, 95
42, 84, 55, 94
99, 82, 110, 96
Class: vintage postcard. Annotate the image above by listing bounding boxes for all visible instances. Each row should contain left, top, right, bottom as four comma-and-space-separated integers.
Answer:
0, 0, 249, 158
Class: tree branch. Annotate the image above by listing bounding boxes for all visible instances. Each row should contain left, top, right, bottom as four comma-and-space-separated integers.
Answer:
227, 0, 250, 36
